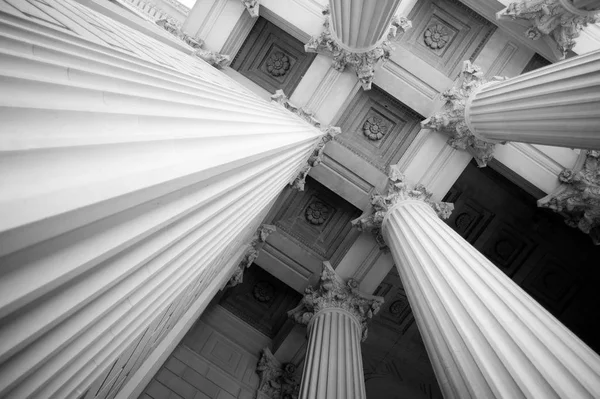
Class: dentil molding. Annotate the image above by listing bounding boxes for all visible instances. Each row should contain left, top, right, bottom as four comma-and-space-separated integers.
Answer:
305, 8, 412, 90
352, 165, 454, 248
539, 150, 600, 245
227, 224, 276, 287
288, 262, 384, 341
421, 60, 506, 167
497, 0, 600, 59
271, 90, 341, 191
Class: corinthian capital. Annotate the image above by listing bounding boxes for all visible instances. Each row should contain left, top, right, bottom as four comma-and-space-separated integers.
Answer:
288, 262, 384, 341
422, 60, 507, 167
271, 90, 341, 190
228, 224, 276, 287
538, 150, 600, 244
352, 165, 453, 248
305, 9, 411, 90
256, 348, 300, 399
497, 0, 600, 59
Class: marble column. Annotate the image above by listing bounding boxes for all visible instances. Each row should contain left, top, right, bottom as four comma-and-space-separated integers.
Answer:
353, 166, 600, 399
0, 5, 323, 399
288, 262, 384, 399
465, 49, 600, 150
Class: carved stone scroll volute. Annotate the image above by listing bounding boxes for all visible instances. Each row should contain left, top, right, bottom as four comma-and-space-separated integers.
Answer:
352, 165, 454, 248
227, 224, 276, 287
421, 60, 507, 167
270, 90, 341, 191
539, 150, 600, 244
305, 9, 412, 90
288, 261, 384, 341
497, 0, 600, 59
256, 348, 300, 399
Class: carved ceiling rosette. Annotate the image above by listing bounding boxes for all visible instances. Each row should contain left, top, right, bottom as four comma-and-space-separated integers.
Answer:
421, 60, 507, 167
351, 165, 454, 248
424, 23, 450, 49
270, 90, 341, 191
227, 224, 276, 287
362, 115, 388, 141
497, 0, 600, 59
266, 51, 291, 77
256, 348, 300, 399
305, 8, 412, 90
288, 262, 384, 341
538, 150, 600, 245
305, 200, 330, 225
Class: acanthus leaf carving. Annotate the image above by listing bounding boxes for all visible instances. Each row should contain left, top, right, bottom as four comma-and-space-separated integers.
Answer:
497, 0, 600, 59
271, 90, 341, 191
288, 262, 384, 341
305, 9, 412, 90
241, 0, 259, 18
194, 49, 231, 69
155, 18, 230, 68
256, 347, 300, 399
421, 60, 506, 167
351, 165, 454, 248
538, 150, 600, 245
227, 224, 276, 288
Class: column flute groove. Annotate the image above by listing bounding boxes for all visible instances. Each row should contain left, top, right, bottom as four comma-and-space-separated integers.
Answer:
351, 165, 600, 399
289, 262, 383, 399
467, 50, 600, 149
0, 3, 324, 398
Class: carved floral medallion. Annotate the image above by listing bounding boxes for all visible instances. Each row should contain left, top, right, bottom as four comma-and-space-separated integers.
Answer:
305, 201, 330, 225
389, 299, 407, 315
253, 281, 275, 302
362, 115, 388, 141
424, 24, 450, 49
266, 51, 290, 77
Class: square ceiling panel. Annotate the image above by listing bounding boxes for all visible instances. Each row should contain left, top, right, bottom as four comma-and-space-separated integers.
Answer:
231, 17, 316, 96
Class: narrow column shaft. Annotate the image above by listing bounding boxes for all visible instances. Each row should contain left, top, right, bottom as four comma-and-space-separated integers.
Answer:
382, 200, 600, 399
299, 309, 366, 399
466, 49, 600, 149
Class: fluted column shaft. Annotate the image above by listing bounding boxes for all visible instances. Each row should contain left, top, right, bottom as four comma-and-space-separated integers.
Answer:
382, 199, 600, 399
329, 0, 402, 52
466, 49, 600, 149
300, 308, 365, 399
289, 262, 383, 399
0, 3, 322, 399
